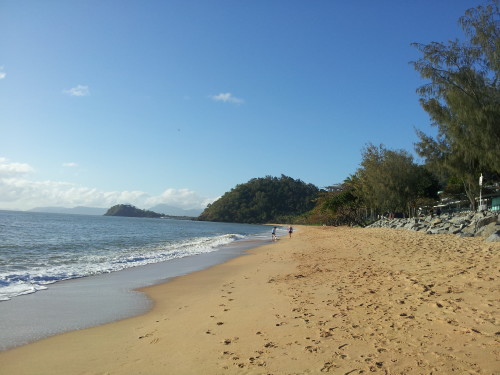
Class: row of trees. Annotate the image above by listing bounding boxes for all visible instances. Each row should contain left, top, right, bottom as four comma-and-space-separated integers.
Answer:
302, 1, 499, 225
301, 145, 440, 226
197, 2, 498, 226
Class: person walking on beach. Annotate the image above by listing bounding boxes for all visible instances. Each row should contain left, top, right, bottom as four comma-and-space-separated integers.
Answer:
288, 226, 293, 238
272, 227, 277, 241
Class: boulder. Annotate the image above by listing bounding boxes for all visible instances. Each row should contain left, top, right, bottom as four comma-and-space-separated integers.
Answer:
486, 231, 500, 242
476, 222, 500, 238
448, 215, 471, 226
472, 212, 488, 221
367, 210, 500, 241
448, 226, 462, 235
475, 215, 498, 231
430, 218, 442, 226
461, 223, 477, 234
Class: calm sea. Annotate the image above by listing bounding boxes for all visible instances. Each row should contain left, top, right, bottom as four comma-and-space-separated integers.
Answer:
0, 210, 272, 302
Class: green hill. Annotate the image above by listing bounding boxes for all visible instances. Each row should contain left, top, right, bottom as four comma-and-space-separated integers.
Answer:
198, 175, 319, 223
104, 204, 163, 218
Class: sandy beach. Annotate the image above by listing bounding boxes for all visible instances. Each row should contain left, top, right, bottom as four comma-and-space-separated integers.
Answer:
0, 226, 498, 374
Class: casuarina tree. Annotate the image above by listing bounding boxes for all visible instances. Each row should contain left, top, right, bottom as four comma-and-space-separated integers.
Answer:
412, 0, 500, 209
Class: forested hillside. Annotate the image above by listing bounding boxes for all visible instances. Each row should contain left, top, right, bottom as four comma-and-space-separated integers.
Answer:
197, 175, 319, 223
104, 204, 163, 218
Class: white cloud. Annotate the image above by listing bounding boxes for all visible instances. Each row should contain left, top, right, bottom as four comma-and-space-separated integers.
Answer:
0, 158, 215, 211
0, 157, 34, 177
63, 85, 90, 97
210, 92, 244, 104
62, 162, 78, 168
0, 67, 6, 80
143, 188, 214, 209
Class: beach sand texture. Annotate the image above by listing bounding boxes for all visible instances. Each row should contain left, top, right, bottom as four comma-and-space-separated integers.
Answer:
0, 226, 498, 374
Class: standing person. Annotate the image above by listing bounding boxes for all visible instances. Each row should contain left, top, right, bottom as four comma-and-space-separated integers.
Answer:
272, 227, 277, 241
288, 226, 293, 238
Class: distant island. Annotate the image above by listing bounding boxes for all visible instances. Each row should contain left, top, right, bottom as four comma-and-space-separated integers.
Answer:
104, 204, 195, 220
104, 204, 163, 218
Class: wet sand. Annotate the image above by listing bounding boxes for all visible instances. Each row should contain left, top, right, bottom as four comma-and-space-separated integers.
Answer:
0, 226, 498, 374
0, 238, 268, 351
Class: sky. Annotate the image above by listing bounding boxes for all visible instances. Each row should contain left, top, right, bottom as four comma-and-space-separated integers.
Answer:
0, 0, 485, 211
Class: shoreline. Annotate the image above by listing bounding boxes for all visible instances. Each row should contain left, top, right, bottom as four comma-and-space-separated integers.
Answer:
0, 226, 498, 374
0, 236, 271, 351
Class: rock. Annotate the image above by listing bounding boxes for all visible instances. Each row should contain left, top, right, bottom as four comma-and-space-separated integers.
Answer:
430, 218, 442, 226
441, 223, 451, 231
448, 215, 470, 226
486, 231, 500, 242
367, 210, 500, 241
475, 215, 498, 231
472, 212, 487, 221
461, 224, 476, 234
427, 228, 447, 235
476, 222, 500, 238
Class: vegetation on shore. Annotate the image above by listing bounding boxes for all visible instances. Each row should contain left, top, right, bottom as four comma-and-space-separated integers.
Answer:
198, 175, 318, 224
411, 0, 500, 209
198, 2, 499, 226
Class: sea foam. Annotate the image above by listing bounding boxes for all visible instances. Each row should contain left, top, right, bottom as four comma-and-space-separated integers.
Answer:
0, 233, 246, 301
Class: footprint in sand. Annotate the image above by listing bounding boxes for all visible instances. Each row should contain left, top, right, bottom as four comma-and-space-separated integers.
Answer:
138, 332, 154, 339
320, 361, 337, 372
305, 345, 318, 353
264, 341, 278, 348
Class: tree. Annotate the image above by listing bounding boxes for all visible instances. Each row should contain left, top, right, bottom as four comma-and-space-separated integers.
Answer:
412, 0, 500, 208
356, 144, 439, 217
197, 175, 319, 223
318, 178, 366, 226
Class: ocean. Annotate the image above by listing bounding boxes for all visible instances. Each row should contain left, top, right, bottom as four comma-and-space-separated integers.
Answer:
0, 210, 279, 350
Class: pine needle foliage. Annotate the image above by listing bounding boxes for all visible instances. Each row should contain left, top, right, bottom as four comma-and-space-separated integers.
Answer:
411, 0, 500, 208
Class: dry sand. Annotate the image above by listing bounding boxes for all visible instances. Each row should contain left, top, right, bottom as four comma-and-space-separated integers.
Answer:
0, 226, 498, 374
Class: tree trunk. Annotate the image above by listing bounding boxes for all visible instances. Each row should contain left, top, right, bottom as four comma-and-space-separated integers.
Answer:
463, 179, 476, 211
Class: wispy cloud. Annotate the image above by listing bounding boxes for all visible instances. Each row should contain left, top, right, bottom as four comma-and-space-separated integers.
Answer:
210, 92, 244, 104
0, 158, 215, 211
63, 85, 90, 97
0, 66, 6, 80
0, 157, 34, 176
62, 162, 78, 168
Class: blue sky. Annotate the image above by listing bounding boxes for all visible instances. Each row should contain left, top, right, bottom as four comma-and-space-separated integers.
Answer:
0, 0, 483, 211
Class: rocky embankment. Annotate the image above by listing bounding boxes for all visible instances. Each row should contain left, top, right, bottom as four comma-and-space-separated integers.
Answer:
368, 210, 500, 242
